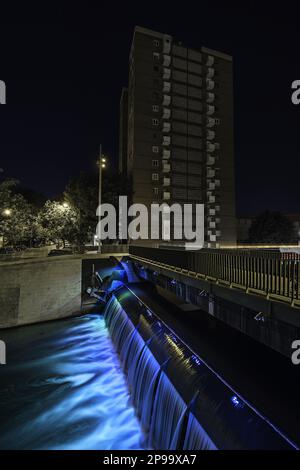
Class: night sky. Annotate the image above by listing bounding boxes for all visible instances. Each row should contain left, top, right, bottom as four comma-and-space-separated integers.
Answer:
0, 3, 300, 216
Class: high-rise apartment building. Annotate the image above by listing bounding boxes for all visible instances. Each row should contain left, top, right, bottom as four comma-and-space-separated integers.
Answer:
121, 26, 236, 247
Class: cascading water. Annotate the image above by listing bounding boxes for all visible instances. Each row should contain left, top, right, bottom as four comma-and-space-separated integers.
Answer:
0, 314, 145, 450
103, 284, 297, 451
149, 372, 187, 450
183, 413, 217, 450
130, 345, 160, 433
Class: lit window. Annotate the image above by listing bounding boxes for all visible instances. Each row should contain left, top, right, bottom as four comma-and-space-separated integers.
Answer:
152, 118, 159, 126
152, 105, 159, 113
215, 118, 220, 125
152, 146, 159, 153
153, 39, 160, 47
152, 159, 159, 167
153, 52, 160, 61
152, 173, 159, 181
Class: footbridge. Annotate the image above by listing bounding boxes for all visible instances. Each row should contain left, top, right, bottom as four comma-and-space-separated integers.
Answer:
128, 246, 300, 357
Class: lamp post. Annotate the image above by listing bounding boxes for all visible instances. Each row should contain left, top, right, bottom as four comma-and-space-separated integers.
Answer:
97, 144, 107, 253
1, 208, 12, 247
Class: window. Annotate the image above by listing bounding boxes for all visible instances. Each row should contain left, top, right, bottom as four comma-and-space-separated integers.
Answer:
153, 65, 159, 72
152, 118, 159, 126
152, 173, 159, 181
152, 159, 159, 167
153, 187, 159, 195
152, 146, 159, 153
152, 105, 159, 112
153, 91, 159, 101
153, 52, 160, 61
153, 79, 160, 88
215, 118, 220, 125
153, 39, 160, 47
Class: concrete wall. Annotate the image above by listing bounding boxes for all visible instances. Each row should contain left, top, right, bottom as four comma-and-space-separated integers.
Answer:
0, 257, 82, 328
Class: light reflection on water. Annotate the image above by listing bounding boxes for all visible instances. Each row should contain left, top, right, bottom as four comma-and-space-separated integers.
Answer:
0, 314, 145, 450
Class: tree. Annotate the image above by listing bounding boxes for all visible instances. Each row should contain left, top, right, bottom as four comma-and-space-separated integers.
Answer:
38, 200, 79, 247
248, 210, 294, 244
64, 170, 132, 244
0, 179, 36, 247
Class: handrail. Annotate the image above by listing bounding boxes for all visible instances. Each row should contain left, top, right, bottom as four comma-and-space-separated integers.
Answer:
129, 246, 300, 302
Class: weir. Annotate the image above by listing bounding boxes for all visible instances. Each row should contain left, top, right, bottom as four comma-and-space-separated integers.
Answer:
100, 262, 297, 450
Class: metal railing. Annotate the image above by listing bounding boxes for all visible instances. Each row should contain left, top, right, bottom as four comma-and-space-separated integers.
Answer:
129, 246, 300, 303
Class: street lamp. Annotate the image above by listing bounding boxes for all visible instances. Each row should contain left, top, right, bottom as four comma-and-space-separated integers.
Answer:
3, 209, 12, 216
97, 145, 108, 253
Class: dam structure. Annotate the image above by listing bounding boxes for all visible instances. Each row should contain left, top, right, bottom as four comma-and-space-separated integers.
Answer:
100, 259, 297, 450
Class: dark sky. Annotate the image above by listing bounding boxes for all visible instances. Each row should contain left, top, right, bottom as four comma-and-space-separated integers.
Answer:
0, 3, 300, 216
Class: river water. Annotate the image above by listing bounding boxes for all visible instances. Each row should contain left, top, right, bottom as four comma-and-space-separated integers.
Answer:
0, 314, 145, 450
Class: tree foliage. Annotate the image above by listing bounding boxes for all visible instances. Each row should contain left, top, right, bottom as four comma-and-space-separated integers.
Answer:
0, 170, 132, 248
64, 171, 132, 244
0, 179, 36, 247
38, 201, 79, 247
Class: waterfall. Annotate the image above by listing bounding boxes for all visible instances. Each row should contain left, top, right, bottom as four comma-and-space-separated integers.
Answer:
130, 344, 161, 433
148, 372, 187, 449
183, 413, 217, 450
102, 287, 296, 450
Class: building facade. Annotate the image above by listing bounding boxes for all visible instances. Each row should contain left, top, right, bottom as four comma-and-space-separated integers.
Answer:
124, 26, 236, 247
118, 87, 129, 175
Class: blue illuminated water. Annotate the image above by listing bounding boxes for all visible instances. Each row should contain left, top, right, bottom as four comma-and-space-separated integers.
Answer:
0, 315, 145, 450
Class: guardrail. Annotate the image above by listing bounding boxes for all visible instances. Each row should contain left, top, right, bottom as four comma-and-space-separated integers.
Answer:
129, 246, 300, 303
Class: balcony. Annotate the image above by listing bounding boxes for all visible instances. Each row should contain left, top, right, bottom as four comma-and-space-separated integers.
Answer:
163, 54, 171, 67
163, 81, 171, 93
163, 149, 171, 159
206, 156, 215, 166
163, 95, 171, 106
207, 55, 214, 67
207, 105, 215, 115
162, 163, 171, 173
163, 177, 171, 186
163, 35, 172, 54
207, 142, 216, 153
207, 168, 215, 178
163, 108, 171, 119
206, 79, 215, 91
163, 136, 171, 146
207, 92, 215, 103
163, 68, 171, 80
207, 67, 215, 79
206, 117, 215, 128
207, 130, 215, 140
163, 122, 171, 133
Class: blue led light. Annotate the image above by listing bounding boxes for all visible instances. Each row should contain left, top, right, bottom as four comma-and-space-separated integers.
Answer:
191, 355, 202, 366
231, 395, 244, 409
